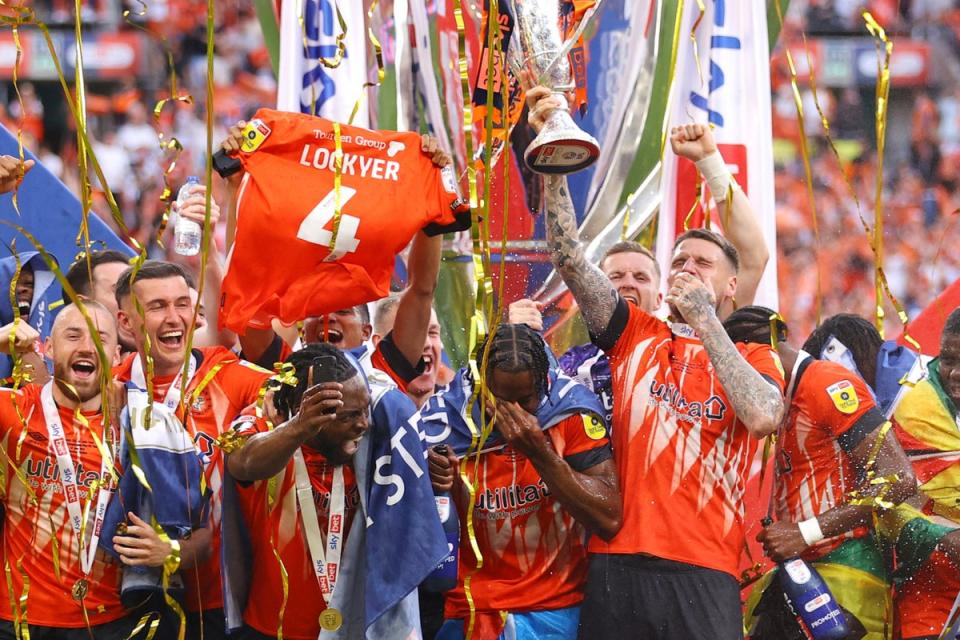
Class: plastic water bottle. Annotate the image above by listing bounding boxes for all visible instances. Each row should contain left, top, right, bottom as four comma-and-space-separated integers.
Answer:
423, 445, 459, 593
779, 557, 850, 639
174, 176, 202, 256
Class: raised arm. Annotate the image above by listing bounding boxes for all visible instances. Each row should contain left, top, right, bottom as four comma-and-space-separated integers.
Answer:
226, 382, 343, 482
668, 273, 784, 437
389, 135, 452, 367
670, 124, 768, 316
543, 175, 619, 336
390, 232, 440, 366
520, 81, 619, 336
178, 184, 236, 349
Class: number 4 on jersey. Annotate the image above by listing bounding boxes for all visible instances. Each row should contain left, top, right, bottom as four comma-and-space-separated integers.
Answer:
297, 186, 362, 261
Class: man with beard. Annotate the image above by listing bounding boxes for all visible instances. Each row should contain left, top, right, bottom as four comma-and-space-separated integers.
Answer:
112, 260, 270, 639
0, 301, 138, 638
225, 342, 444, 639
525, 84, 786, 638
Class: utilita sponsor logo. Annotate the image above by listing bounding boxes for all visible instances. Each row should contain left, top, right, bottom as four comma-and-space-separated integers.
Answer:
810, 607, 842, 629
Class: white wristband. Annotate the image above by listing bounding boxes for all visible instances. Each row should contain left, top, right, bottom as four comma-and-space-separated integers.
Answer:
797, 517, 825, 546
694, 150, 740, 201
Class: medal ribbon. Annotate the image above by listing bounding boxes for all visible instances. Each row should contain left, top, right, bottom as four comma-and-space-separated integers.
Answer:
293, 451, 345, 606
40, 383, 113, 576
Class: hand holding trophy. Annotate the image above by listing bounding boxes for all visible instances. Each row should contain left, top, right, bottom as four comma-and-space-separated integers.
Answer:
511, 0, 600, 175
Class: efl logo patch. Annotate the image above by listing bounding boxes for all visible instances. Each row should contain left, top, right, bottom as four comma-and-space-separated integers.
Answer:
827, 380, 859, 414
241, 119, 271, 153
582, 414, 606, 441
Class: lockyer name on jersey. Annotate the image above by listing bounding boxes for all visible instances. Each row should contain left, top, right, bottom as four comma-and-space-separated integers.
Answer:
298, 128, 403, 182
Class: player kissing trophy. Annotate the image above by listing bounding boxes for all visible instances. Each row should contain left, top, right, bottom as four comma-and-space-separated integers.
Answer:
512, 0, 600, 174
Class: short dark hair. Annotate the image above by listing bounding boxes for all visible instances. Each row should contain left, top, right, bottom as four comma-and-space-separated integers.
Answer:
115, 260, 194, 307
723, 305, 789, 346
600, 241, 660, 278
272, 342, 360, 419
802, 313, 882, 388
944, 307, 960, 340
478, 323, 552, 399
64, 250, 130, 302
673, 228, 740, 273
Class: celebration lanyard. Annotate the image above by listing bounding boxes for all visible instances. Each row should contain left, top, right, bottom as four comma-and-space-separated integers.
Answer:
293, 449, 345, 605
40, 383, 114, 575
130, 353, 198, 412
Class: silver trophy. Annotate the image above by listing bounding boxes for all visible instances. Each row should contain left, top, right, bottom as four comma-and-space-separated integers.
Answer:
511, 0, 600, 174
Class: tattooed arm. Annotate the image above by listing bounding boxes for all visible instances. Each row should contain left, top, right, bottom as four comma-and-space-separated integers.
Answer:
667, 272, 784, 437
543, 175, 620, 336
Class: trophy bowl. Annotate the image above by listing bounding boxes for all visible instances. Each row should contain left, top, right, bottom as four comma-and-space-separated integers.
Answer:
512, 0, 600, 175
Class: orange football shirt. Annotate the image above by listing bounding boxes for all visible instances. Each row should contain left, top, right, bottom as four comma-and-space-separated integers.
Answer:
0, 385, 125, 627
232, 413, 359, 640
115, 346, 270, 613
775, 357, 884, 558
589, 300, 786, 578
444, 413, 611, 618
222, 109, 469, 332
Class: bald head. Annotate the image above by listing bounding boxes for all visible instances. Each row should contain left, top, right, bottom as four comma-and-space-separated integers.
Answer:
47, 301, 120, 403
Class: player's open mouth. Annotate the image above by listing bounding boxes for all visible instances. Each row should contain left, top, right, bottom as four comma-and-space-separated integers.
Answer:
71, 360, 96, 379
622, 294, 639, 306
422, 354, 434, 375
322, 328, 343, 344
158, 330, 184, 348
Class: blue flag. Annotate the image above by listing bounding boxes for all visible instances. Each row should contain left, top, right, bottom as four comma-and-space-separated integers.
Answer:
417, 362, 607, 458
0, 124, 134, 277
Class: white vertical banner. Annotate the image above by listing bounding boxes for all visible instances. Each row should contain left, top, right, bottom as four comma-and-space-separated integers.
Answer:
655, 0, 778, 309
277, 0, 371, 127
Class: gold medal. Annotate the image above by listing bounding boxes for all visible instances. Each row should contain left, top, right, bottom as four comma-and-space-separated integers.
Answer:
71, 578, 89, 602
319, 608, 343, 631
115, 522, 128, 536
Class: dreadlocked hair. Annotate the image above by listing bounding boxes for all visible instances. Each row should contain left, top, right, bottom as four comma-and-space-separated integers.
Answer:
723, 306, 788, 346
478, 323, 552, 399
802, 313, 882, 386
272, 342, 358, 419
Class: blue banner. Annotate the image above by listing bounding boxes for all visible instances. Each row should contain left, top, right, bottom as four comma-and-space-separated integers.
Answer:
0, 124, 135, 278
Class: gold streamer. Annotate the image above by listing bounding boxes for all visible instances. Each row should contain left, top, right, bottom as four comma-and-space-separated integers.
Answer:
15, 559, 28, 640
689, 0, 707, 88
774, 0, 823, 324
863, 11, 892, 337
121, 0, 194, 247
124, 612, 161, 640
271, 539, 289, 640
329, 122, 345, 254
346, 0, 385, 126
847, 421, 898, 510
298, 1, 348, 114
623, 0, 685, 240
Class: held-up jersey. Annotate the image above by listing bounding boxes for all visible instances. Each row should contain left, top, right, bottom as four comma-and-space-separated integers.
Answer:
589, 299, 786, 578
0, 385, 125, 628
775, 356, 885, 559
221, 109, 470, 332
232, 412, 359, 640
444, 414, 612, 618
114, 347, 270, 613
